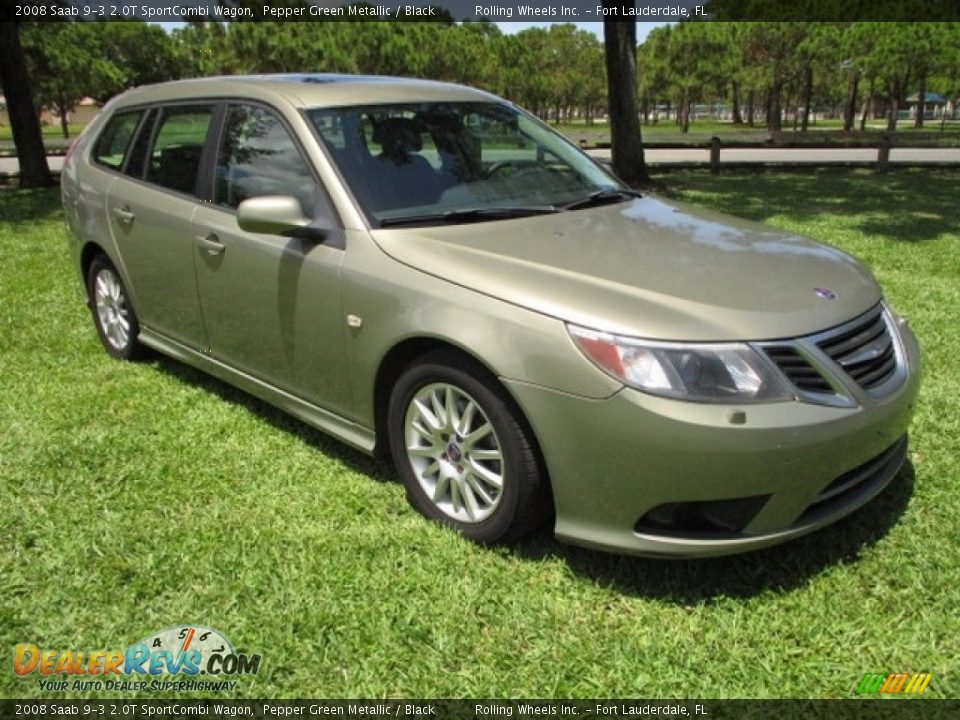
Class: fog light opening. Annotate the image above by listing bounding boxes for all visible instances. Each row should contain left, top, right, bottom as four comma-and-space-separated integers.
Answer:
635, 495, 771, 538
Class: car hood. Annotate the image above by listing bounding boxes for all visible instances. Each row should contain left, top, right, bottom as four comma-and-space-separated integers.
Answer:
370, 195, 882, 341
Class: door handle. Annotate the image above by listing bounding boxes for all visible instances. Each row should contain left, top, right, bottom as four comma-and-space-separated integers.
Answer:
196, 233, 225, 256
112, 206, 135, 224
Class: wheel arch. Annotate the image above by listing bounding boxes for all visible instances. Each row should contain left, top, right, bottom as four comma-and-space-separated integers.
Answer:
80, 241, 109, 288
372, 337, 550, 491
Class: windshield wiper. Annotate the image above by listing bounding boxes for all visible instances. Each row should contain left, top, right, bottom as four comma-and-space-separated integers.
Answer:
562, 188, 643, 211
378, 205, 562, 228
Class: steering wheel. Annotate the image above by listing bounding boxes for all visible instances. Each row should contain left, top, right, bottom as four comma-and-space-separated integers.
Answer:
483, 159, 540, 179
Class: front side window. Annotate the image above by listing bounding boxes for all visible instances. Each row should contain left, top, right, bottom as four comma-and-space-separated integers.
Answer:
145, 105, 215, 195
92, 111, 143, 170
215, 104, 317, 216
307, 102, 620, 226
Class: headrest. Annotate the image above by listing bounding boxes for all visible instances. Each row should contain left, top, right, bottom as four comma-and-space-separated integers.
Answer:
373, 117, 423, 155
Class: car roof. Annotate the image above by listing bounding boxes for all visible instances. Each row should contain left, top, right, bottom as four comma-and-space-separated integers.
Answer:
108, 73, 500, 110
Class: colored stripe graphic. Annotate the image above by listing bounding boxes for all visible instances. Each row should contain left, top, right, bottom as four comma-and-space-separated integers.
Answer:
857, 672, 932, 694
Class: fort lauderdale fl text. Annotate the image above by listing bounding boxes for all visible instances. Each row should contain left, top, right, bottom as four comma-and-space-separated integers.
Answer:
475, 4, 706, 17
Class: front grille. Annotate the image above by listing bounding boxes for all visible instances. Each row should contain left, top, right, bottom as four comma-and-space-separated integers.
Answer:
764, 346, 833, 394
760, 304, 903, 404
818, 306, 897, 390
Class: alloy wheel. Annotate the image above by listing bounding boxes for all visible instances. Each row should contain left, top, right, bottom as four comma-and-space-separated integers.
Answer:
403, 382, 505, 524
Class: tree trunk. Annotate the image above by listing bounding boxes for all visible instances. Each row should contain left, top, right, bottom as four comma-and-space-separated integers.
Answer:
57, 91, 70, 139
860, 81, 874, 131
603, 8, 647, 185
914, 72, 926, 128
768, 82, 783, 132
746, 90, 755, 126
886, 77, 901, 132
843, 70, 859, 132
0, 22, 54, 188
731, 81, 742, 124
680, 88, 690, 133
801, 67, 813, 132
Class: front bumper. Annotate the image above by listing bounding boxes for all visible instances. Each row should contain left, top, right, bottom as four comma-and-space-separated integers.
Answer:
505, 320, 921, 557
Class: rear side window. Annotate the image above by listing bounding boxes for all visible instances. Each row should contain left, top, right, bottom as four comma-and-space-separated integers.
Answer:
145, 105, 215, 195
215, 104, 317, 215
92, 111, 143, 170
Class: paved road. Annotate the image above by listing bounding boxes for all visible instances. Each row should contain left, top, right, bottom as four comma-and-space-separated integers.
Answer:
2, 146, 959, 177
0, 155, 66, 176
587, 146, 960, 165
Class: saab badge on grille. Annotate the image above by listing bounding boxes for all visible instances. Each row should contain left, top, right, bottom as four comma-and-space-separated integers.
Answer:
814, 287, 837, 300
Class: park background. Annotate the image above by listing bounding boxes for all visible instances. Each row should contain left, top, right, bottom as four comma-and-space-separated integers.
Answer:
3, 20, 960, 151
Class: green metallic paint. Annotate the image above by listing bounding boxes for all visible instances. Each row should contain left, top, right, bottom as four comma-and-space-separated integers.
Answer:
373, 195, 882, 343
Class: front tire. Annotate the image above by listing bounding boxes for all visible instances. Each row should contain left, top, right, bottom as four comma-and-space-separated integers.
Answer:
86, 255, 146, 361
388, 350, 551, 544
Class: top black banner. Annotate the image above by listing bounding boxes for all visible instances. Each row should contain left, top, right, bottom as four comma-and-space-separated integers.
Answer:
3, 0, 960, 23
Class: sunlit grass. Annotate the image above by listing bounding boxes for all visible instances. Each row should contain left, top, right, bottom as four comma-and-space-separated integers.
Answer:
1, 170, 957, 699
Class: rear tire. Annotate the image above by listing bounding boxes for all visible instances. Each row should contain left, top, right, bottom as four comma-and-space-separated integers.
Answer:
86, 255, 146, 361
388, 350, 552, 544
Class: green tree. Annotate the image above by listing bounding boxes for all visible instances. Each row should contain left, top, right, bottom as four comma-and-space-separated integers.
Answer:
904, 24, 949, 128
791, 24, 843, 131
665, 22, 734, 133
739, 23, 809, 131
20, 21, 178, 138
636, 25, 670, 124
932, 24, 960, 130
864, 23, 945, 131
94, 21, 181, 100
21, 22, 121, 139
0, 17, 53, 186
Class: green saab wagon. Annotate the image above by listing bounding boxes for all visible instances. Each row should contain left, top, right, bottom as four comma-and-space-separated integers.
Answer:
61, 74, 921, 557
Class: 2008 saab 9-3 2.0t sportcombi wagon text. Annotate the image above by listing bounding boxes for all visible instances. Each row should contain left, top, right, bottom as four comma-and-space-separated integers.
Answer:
62, 74, 920, 557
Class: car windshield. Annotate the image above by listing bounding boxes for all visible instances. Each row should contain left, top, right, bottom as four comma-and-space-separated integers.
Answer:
306, 101, 626, 227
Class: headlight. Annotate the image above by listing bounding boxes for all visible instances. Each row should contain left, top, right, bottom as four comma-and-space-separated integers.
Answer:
568, 325, 793, 403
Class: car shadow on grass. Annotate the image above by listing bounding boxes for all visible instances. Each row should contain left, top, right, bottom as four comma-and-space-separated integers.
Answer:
150, 354, 396, 484
510, 462, 915, 602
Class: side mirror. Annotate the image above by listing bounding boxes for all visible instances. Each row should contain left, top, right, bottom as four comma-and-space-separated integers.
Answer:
237, 195, 312, 236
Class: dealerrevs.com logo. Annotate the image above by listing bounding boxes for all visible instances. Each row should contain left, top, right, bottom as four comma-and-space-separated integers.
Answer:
13, 625, 261, 693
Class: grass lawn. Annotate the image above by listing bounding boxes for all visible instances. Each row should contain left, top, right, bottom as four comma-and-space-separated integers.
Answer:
0, 124, 82, 141
1, 168, 958, 699
0, 124, 85, 153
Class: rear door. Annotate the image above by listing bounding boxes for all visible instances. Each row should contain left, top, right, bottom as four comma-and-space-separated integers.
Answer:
191, 102, 351, 414
105, 103, 217, 348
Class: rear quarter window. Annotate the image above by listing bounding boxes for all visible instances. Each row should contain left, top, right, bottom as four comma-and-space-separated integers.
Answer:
92, 111, 144, 170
